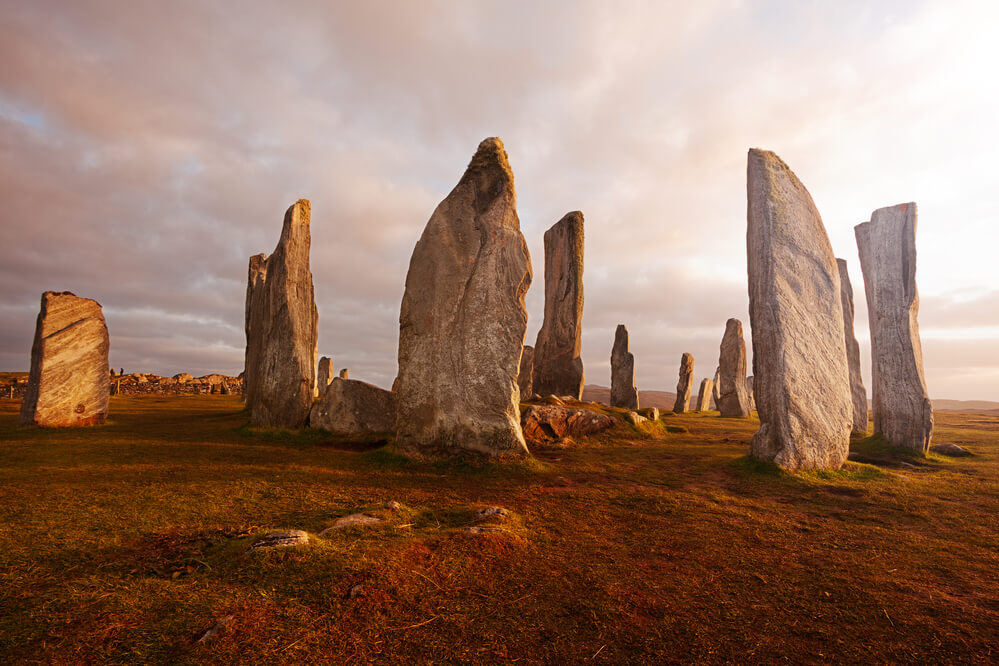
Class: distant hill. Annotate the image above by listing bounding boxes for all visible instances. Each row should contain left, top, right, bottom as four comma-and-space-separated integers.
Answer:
582, 384, 677, 410
932, 399, 999, 415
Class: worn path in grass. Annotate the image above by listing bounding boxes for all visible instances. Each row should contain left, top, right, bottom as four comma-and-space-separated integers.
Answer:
0, 395, 996, 663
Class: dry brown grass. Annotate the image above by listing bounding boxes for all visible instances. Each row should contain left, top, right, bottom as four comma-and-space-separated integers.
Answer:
0, 396, 996, 663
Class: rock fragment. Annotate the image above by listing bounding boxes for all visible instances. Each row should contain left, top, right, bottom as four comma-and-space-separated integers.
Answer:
520, 405, 615, 441
247, 530, 309, 551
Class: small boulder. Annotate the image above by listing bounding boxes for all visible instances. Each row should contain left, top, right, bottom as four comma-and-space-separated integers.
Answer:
322, 513, 383, 533
930, 443, 972, 457
247, 530, 309, 551
475, 506, 511, 520
625, 411, 647, 425
521, 405, 615, 441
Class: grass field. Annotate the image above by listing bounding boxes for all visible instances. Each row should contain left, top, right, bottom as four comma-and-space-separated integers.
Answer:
0, 395, 997, 664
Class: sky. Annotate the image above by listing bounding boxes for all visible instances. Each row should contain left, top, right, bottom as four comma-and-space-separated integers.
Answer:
1, 0, 997, 400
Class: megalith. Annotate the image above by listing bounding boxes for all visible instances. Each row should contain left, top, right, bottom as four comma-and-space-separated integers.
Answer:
696, 378, 713, 412
855, 203, 933, 453
317, 356, 333, 397
532, 211, 585, 399
309, 378, 396, 435
746, 148, 852, 470
711, 366, 721, 409
518, 345, 535, 399
747, 375, 756, 411
243, 199, 319, 428
836, 259, 869, 434
717, 319, 751, 418
19, 291, 110, 427
673, 353, 694, 413
610, 324, 639, 410
395, 138, 532, 457
338, 368, 348, 379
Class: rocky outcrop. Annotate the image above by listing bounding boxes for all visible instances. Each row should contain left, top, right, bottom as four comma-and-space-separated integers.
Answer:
520, 404, 615, 441
746, 148, 852, 470
855, 203, 933, 453
309, 378, 395, 435
395, 138, 532, 457
243, 200, 319, 428
717, 319, 751, 418
532, 211, 585, 399
837, 259, 869, 434
673, 353, 694, 413
317, 356, 333, 396
696, 378, 713, 412
19, 291, 110, 427
518, 345, 534, 400
610, 324, 638, 410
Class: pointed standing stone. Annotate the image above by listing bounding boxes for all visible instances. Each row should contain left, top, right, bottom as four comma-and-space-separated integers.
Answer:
395, 138, 532, 457
338, 368, 348, 379
836, 259, 869, 434
746, 149, 851, 470
19, 291, 110, 427
518, 345, 534, 399
717, 319, 751, 418
317, 356, 333, 397
243, 200, 319, 428
610, 324, 639, 410
532, 211, 585, 399
855, 203, 933, 453
711, 366, 721, 409
673, 353, 694, 413
696, 378, 713, 412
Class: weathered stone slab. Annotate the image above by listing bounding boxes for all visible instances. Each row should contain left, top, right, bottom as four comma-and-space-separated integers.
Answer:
856, 203, 933, 453
696, 378, 713, 412
930, 443, 971, 457
309, 378, 395, 435
321, 513, 383, 534
521, 404, 615, 441
717, 319, 751, 418
673, 353, 694, 413
518, 345, 534, 400
837, 259, 869, 434
533, 211, 585, 399
317, 356, 333, 396
19, 291, 110, 427
747, 148, 852, 470
247, 530, 309, 551
395, 138, 532, 457
610, 324, 639, 410
244, 200, 319, 427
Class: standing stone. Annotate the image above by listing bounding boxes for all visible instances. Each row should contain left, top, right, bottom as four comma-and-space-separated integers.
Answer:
673, 353, 694, 413
855, 203, 933, 453
696, 378, 713, 412
610, 324, 639, 410
532, 211, 585, 399
717, 319, 751, 418
746, 148, 852, 470
395, 138, 532, 457
19, 291, 110, 427
711, 366, 721, 409
518, 345, 534, 400
317, 356, 333, 396
746, 376, 756, 411
243, 199, 319, 428
338, 368, 348, 379
837, 259, 869, 434
309, 378, 396, 435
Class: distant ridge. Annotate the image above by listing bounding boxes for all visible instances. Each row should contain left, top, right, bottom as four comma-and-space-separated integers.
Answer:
582, 384, 676, 410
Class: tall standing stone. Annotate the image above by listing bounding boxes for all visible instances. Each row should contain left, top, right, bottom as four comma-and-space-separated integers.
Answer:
317, 356, 333, 397
19, 291, 110, 427
711, 366, 721, 409
837, 259, 869, 434
518, 345, 534, 399
855, 203, 933, 453
696, 378, 713, 412
746, 376, 756, 411
610, 324, 639, 410
673, 353, 694, 413
746, 149, 852, 470
717, 319, 751, 418
532, 211, 585, 399
243, 199, 319, 428
395, 138, 532, 457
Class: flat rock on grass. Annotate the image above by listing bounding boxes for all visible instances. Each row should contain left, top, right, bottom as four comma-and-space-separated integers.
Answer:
321, 513, 384, 534
475, 506, 511, 520
247, 530, 309, 552
930, 443, 972, 457
625, 411, 647, 425
467, 526, 509, 535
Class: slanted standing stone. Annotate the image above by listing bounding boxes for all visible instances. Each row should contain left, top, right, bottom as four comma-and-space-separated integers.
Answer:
532, 212, 585, 399
711, 366, 721, 409
673, 353, 694, 413
717, 319, 751, 418
696, 378, 713, 412
243, 200, 319, 428
746, 148, 852, 470
518, 345, 534, 399
317, 356, 333, 396
855, 203, 933, 453
837, 259, 869, 434
310, 378, 395, 435
610, 324, 639, 410
395, 138, 532, 457
20, 291, 110, 426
